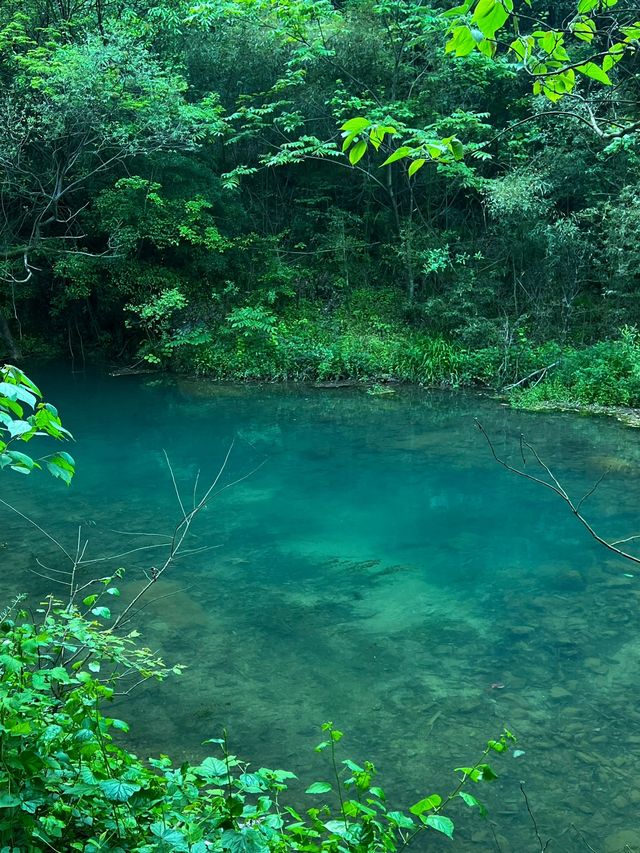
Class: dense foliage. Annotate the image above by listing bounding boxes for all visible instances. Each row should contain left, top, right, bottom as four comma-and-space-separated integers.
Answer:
1, 0, 640, 398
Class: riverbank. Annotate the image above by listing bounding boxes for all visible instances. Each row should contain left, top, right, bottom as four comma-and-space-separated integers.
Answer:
12, 315, 640, 417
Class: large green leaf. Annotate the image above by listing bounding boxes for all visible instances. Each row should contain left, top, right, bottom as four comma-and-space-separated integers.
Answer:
98, 779, 141, 802
472, 0, 508, 38
150, 823, 188, 850
341, 117, 370, 133
349, 140, 367, 164
410, 794, 442, 814
195, 756, 228, 777
305, 781, 332, 794
425, 814, 454, 838
220, 828, 270, 853
576, 62, 612, 85
381, 146, 413, 166
445, 25, 477, 56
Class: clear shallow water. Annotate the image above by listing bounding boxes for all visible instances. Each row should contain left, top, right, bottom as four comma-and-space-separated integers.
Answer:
3, 368, 640, 852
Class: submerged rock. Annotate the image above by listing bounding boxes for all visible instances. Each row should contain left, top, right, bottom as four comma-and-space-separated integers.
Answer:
549, 685, 571, 700
604, 829, 640, 853
554, 568, 587, 591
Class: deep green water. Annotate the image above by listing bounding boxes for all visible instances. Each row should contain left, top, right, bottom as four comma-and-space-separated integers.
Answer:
3, 368, 640, 852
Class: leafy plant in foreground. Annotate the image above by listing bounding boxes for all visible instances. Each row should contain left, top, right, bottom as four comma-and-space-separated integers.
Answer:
0, 597, 515, 851
0, 364, 75, 482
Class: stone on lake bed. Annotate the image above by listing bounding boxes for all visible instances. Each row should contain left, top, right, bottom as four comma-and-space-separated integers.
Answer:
554, 568, 587, 591
509, 625, 536, 637
604, 829, 640, 853
584, 657, 609, 674
549, 685, 571, 700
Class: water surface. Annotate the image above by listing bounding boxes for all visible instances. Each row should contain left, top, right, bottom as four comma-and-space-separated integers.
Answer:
3, 368, 640, 852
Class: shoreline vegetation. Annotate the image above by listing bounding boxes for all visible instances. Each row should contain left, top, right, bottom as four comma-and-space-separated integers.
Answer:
81, 315, 640, 428
20, 311, 640, 428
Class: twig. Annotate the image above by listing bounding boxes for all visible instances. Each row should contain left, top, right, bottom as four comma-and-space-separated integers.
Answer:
520, 782, 550, 852
0, 496, 74, 562
476, 421, 640, 565
570, 824, 599, 853
503, 362, 559, 391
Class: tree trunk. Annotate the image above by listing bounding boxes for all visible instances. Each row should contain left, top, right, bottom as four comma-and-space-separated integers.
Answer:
0, 316, 21, 362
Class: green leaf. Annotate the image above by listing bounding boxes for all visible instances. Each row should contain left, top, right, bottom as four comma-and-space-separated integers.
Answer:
445, 25, 477, 56
477, 763, 499, 781
459, 791, 487, 816
472, 0, 508, 39
49, 666, 72, 683
44, 451, 75, 485
381, 146, 413, 166
449, 139, 464, 160
99, 779, 141, 802
150, 824, 188, 847
0, 654, 23, 673
387, 811, 415, 828
91, 606, 111, 620
603, 43, 625, 72
425, 814, 454, 838
455, 765, 481, 782
349, 140, 367, 165
195, 756, 228, 777
410, 794, 442, 814
408, 158, 426, 177
0, 382, 36, 409
342, 131, 359, 152
0, 793, 21, 808
7, 420, 33, 438
341, 117, 370, 133
572, 17, 596, 42
442, 0, 474, 16
5, 450, 36, 472
220, 828, 269, 853
576, 62, 612, 85
305, 781, 333, 794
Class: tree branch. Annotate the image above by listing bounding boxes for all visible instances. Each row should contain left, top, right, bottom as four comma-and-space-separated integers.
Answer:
476, 420, 640, 565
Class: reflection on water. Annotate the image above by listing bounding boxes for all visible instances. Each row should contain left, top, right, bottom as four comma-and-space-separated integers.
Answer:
3, 368, 640, 852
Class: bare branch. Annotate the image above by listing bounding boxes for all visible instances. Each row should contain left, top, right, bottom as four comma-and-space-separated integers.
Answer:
476, 420, 640, 565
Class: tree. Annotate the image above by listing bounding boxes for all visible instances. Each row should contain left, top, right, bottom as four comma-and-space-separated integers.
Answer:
0, 15, 224, 353
443, 0, 640, 139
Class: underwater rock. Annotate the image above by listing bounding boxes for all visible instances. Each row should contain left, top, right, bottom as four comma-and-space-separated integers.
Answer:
604, 829, 640, 853
554, 568, 587, 591
549, 685, 571, 700
509, 625, 536, 638
584, 657, 608, 675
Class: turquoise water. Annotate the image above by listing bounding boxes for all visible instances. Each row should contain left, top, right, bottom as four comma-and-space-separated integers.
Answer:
3, 368, 640, 852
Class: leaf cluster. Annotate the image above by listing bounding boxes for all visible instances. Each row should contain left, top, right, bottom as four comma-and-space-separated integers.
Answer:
0, 365, 75, 483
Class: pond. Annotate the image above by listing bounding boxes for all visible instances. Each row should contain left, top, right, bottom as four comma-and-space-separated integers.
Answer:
3, 367, 640, 853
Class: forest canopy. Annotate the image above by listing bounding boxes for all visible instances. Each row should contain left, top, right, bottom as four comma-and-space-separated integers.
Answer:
1, 0, 640, 402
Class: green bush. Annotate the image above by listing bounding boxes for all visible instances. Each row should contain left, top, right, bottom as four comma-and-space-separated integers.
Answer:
510, 328, 640, 409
